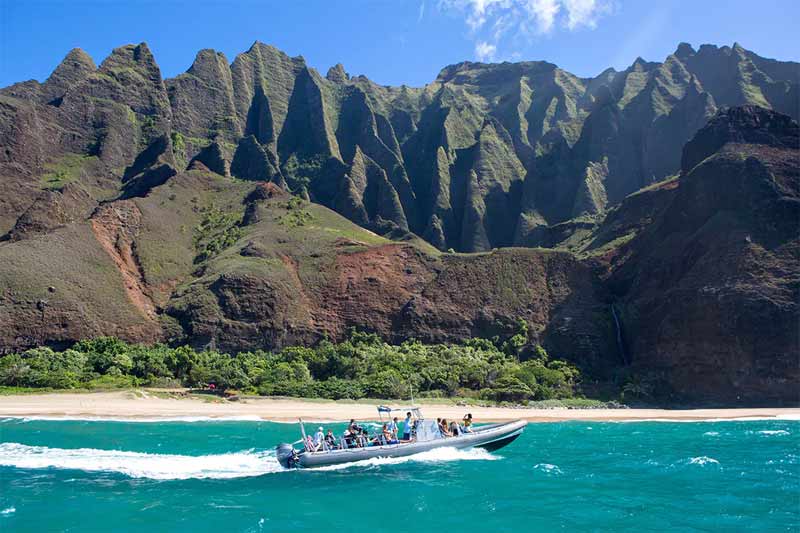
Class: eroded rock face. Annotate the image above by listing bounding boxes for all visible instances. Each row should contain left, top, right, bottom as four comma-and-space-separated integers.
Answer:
2, 41, 798, 253
607, 107, 799, 404
165, 243, 616, 373
396, 249, 617, 374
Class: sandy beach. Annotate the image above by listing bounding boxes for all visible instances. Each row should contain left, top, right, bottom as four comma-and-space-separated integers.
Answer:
0, 391, 797, 422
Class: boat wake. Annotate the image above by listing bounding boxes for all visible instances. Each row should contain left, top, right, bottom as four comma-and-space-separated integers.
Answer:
0, 443, 499, 479
0, 443, 281, 480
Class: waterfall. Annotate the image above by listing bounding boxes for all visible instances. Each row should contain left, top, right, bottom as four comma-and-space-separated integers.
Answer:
611, 303, 629, 365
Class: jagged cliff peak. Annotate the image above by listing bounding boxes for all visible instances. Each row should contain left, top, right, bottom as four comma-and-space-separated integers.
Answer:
326, 63, 349, 83
674, 42, 696, 59
41, 48, 97, 105
681, 105, 800, 172
100, 42, 161, 78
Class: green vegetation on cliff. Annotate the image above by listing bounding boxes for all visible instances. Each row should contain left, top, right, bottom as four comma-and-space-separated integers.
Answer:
0, 332, 585, 403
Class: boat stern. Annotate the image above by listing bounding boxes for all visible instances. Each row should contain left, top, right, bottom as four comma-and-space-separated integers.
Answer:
275, 443, 296, 468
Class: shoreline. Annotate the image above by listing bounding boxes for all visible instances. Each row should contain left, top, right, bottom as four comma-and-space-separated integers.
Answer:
1, 391, 798, 423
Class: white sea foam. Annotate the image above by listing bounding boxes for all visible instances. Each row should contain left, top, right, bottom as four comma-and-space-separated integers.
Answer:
703, 431, 720, 437
533, 463, 563, 475
758, 430, 790, 436
687, 456, 720, 466
311, 446, 499, 472
614, 415, 800, 423
0, 442, 499, 479
1, 507, 15, 516
0, 443, 283, 480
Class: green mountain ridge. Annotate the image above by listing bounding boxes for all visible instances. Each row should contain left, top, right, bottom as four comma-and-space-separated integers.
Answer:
0, 42, 797, 404
2, 41, 797, 249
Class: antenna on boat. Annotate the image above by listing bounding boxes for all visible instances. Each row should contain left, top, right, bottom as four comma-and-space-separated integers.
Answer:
410, 383, 415, 405
298, 418, 308, 449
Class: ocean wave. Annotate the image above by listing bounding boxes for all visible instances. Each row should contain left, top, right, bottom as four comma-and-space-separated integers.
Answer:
758, 430, 790, 436
533, 463, 563, 475
1, 507, 15, 516
687, 456, 720, 466
703, 431, 720, 437
613, 415, 800, 423
311, 446, 499, 472
0, 443, 283, 480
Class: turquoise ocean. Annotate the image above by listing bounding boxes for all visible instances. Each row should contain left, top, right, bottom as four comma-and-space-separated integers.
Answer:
0, 416, 797, 531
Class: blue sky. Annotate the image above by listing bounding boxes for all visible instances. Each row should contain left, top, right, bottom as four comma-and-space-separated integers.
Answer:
1, 0, 798, 88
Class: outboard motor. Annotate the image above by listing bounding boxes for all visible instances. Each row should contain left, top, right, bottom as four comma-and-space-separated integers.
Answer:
276, 443, 298, 469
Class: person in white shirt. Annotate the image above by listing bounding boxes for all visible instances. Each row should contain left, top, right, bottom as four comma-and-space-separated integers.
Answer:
314, 427, 325, 451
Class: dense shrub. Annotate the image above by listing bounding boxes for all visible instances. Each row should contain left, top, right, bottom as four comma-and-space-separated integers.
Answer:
0, 330, 585, 402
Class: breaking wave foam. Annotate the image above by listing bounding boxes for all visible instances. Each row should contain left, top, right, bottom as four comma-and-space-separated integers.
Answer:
758, 430, 790, 436
533, 463, 563, 475
0, 443, 282, 480
687, 456, 720, 466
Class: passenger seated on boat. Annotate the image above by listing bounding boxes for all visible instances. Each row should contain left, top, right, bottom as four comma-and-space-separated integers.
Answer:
388, 417, 399, 439
325, 429, 337, 449
440, 419, 452, 437
383, 423, 398, 444
342, 428, 354, 448
449, 421, 461, 436
462, 414, 473, 433
313, 427, 325, 451
305, 435, 316, 451
355, 427, 367, 447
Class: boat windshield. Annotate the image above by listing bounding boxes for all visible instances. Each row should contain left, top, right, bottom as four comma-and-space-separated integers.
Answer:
377, 405, 423, 421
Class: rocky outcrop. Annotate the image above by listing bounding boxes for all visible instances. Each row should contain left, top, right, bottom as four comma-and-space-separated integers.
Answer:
230, 135, 279, 182
681, 105, 799, 172
189, 140, 230, 176
606, 107, 799, 404
121, 134, 177, 198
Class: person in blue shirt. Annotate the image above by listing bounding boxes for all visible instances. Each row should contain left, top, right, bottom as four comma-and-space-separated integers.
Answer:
402, 412, 414, 441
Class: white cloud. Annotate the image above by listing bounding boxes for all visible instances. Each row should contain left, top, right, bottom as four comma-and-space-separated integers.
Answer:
524, 0, 560, 34
440, 0, 615, 61
475, 41, 498, 61
562, 0, 611, 30
418, 1, 426, 23
439, 0, 511, 30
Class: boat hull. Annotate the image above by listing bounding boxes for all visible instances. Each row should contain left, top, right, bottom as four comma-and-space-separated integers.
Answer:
284, 419, 526, 469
